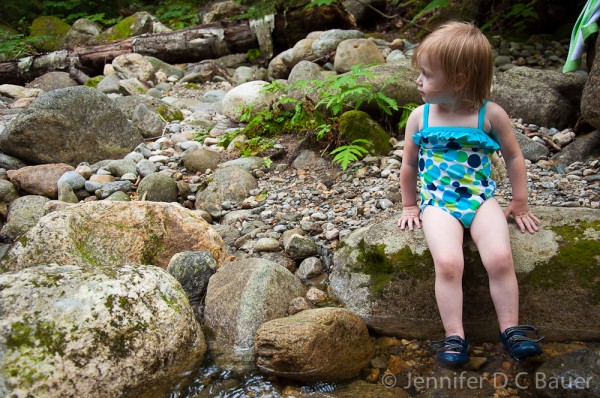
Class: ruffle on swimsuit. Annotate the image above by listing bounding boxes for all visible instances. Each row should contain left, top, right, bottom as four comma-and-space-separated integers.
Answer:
413, 102, 500, 228
412, 126, 500, 151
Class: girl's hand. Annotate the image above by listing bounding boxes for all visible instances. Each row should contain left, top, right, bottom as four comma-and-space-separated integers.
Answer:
398, 206, 422, 230
504, 200, 541, 234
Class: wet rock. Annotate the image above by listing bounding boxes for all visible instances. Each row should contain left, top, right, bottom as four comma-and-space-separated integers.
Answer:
255, 307, 374, 381
204, 257, 306, 371
534, 348, 600, 397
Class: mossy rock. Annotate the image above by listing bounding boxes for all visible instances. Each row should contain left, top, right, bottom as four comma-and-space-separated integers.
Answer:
84, 76, 104, 88
99, 12, 155, 42
156, 105, 183, 122
29, 16, 71, 52
329, 206, 600, 342
338, 110, 392, 156
100, 15, 137, 41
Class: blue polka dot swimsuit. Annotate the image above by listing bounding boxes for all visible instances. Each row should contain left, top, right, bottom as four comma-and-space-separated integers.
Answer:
413, 102, 500, 228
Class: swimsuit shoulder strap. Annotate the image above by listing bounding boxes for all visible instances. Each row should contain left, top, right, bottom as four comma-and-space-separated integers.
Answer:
477, 100, 489, 130
423, 103, 430, 129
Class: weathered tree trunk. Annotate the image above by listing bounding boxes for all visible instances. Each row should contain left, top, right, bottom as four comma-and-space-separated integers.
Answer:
0, 20, 259, 85
0, 4, 356, 85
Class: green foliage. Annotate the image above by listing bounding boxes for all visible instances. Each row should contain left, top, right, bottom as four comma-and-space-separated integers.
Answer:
305, 0, 339, 9
151, 1, 201, 30
330, 139, 372, 170
262, 157, 273, 169
409, 0, 450, 22
236, 66, 402, 170
314, 65, 399, 117
237, 137, 275, 157
480, 1, 539, 35
398, 103, 418, 130
247, 48, 262, 63
0, 32, 41, 59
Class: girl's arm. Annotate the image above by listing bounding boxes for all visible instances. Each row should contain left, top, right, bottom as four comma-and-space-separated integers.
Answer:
487, 102, 541, 234
398, 106, 424, 230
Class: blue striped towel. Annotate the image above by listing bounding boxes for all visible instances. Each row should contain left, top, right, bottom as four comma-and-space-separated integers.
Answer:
564, 0, 600, 72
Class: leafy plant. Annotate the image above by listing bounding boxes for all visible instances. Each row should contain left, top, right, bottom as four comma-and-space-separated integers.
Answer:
0, 32, 42, 59
314, 65, 399, 117
330, 139, 372, 170
409, 0, 450, 22
480, 1, 539, 35
398, 103, 419, 130
237, 137, 275, 157
305, 0, 339, 9
262, 157, 273, 169
152, 1, 201, 30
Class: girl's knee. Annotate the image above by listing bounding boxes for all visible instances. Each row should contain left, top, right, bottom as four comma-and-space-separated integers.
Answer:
435, 257, 464, 280
483, 250, 514, 276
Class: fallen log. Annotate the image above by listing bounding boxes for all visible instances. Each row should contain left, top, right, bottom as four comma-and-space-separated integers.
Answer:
0, 20, 260, 85
0, 3, 356, 85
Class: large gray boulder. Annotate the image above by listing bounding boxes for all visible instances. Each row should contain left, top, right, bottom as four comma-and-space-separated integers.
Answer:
581, 34, 600, 130
255, 307, 374, 382
0, 263, 206, 398
204, 257, 306, 371
328, 207, 600, 342
0, 201, 225, 272
492, 67, 586, 129
0, 86, 143, 165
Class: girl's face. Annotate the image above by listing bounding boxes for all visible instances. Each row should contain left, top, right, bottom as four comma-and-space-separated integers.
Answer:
416, 57, 456, 104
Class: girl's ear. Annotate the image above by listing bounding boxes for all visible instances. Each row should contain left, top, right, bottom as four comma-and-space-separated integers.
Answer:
453, 73, 467, 90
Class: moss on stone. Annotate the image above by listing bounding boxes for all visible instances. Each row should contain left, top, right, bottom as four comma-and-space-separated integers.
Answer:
156, 105, 183, 122
29, 16, 71, 52
524, 221, 600, 302
355, 238, 434, 296
338, 110, 392, 156
5, 317, 67, 357
84, 76, 104, 88
103, 15, 135, 41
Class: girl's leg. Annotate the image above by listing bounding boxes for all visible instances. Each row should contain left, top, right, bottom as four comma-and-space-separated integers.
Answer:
422, 206, 466, 338
469, 198, 519, 332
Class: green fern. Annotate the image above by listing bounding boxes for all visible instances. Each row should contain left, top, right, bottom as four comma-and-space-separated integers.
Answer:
398, 103, 418, 130
330, 139, 372, 170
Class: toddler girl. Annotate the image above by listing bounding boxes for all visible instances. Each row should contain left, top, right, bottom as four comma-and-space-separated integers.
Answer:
398, 21, 543, 366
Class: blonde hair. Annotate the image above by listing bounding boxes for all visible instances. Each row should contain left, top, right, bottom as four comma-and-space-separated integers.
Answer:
412, 21, 493, 108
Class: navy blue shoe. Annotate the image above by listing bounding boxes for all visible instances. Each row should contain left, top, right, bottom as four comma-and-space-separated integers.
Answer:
500, 325, 544, 361
430, 335, 470, 366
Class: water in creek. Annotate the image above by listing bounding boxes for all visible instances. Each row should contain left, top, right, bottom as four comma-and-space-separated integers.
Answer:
166, 357, 339, 398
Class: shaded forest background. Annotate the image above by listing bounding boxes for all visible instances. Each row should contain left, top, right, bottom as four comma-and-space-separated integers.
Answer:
0, 0, 591, 51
